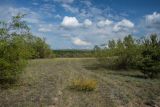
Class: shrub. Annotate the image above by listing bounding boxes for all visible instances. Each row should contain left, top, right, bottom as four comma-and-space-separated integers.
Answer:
138, 34, 160, 78
96, 35, 139, 70
95, 34, 160, 78
31, 37, 53, 58
70, 79, 97, 91
0, 14, 53, 84
0, 36, 29, 83
0, 14, 30, 83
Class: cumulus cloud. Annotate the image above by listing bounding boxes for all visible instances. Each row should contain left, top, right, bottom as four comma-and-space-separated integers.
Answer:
83, 19, 92, 27
145, 12, 160, 29
113, 19, 134, 32
61, 16, 93, 28
61, 16, 80, 27
72, 37, 91, 46
59, 17, 135, 48
97, 19, 113, 27
0, 2, 138, 49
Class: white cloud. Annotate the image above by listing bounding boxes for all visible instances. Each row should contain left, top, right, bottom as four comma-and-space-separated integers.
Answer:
62, 4, 79, 13
145, 12, 160, 29
0, 6, 41, 24
97, 19, 113, 27
0, 4, 139, 49
61, 17, 93, 28
146, 12, 160, 22
38, 28, 52, 32
24, 18, 39, 24
54, 14, 62, 19
61, 16, 80, 27
54, 0, 74, 4
38, 24, 54, 32
90, 7, 102, 16
78, 7, 104, 20
58, 17, 135, 48
39, 3, 55, 15
113, 19, 134, 32
72, 37, 91, 46
32, 2, 39, 6
83, 19, 92, 27
81, 1, 92, 7
24, 11, 41, 23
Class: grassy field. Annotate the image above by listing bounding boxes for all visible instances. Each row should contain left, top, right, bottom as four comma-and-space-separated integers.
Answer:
0, 58, 160, 107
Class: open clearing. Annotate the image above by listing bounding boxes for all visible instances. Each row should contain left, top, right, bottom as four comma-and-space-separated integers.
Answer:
0, 58, 160, 107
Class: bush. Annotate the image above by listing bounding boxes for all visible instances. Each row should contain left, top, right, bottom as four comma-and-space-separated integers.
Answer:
95, 34, 160, 78
97, 57, 118, 69
0, 14, 53, 84
0, 36, 29, 83
0, 58, 26, 83
138, 34, 160, 78
32, 37, 53, 58
70, 79, 97, 91
138, 57, 160, 78
0, 14, 30, 83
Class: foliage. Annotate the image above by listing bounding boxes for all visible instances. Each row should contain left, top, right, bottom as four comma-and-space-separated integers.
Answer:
96, 34, 160, 78
0, 14, 29, 83
54, 49, 95, 58
0, 14, 52, 84
138, 34, 160, 78
25, 35, 53, 59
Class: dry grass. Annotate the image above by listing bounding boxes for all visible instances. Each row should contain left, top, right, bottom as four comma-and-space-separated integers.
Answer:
70, 78, 97, 91
0, 58, 159, 107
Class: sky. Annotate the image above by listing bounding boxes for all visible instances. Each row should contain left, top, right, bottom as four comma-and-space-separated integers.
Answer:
0, 0, 160, 49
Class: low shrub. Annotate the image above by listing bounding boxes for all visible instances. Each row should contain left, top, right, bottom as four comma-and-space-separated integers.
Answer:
98, 57, 117, 69
70, 79, 97, 91
98, 57, 129, 70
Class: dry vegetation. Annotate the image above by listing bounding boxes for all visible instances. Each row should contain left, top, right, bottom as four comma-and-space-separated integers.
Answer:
70, 78, 97, 91
0, 58, 159, 107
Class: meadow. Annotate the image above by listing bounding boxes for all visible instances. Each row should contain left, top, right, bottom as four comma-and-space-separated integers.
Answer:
0, 2, 160, 107
0, 58, 159, 107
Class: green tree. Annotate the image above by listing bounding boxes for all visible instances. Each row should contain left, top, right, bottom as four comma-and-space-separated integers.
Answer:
0, 14, 53, 84
96, 34, 160, 78
138, 34, 160, 78
108, 40, 116, 49
32, 37, 52, 58
0, 14, 31, 82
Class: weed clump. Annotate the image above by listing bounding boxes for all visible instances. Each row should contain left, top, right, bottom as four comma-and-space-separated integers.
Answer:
70, 79, 97, 91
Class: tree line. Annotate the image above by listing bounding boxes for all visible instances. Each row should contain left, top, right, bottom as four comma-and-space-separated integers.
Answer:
0, 14, 53, 84
54, 49, 95, 58
94, 34, 160, 78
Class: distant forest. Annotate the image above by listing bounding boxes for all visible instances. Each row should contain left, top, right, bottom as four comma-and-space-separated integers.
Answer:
53, 50, 95, 58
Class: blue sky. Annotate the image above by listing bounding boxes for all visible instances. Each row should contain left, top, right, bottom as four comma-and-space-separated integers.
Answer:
0, 0, 160, 49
